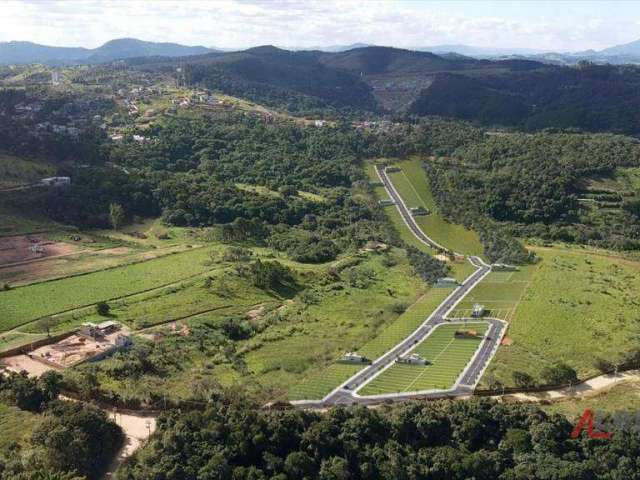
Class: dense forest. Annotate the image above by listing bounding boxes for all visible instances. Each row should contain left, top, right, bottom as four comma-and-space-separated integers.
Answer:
409, 63, 640, 134
0, 372, 123, 480
424, 131, 640, 251
118, 396, 640, 480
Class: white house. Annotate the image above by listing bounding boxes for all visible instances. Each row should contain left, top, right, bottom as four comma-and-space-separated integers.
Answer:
397, 353, 427, 365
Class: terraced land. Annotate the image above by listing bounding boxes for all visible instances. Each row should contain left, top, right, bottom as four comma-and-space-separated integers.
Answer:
388, 158, 484, 257
358, 322, 489, 396
0, 247, 219, 331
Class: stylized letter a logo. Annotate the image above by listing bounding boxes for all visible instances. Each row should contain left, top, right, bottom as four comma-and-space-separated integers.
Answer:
570, 409, 612, 439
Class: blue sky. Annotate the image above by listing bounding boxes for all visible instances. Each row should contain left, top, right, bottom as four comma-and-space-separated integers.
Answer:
1, 0, 639, 51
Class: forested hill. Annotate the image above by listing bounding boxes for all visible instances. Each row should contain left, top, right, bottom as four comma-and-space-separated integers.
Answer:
132, 46, 640, 133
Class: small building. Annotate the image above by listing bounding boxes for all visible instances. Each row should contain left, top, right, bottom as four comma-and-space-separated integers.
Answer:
435, 277, 459, 288
491, 263, 519, 271
97, 321, 121, 334
114, 334, 132, 348
471, 303, 485, 318
455, 330, 479, 339
410, 206, 429, 216
338, 352, 369, 364
79, 323, 103, 340
40, 176, 71, 187
397, 353, 427, 365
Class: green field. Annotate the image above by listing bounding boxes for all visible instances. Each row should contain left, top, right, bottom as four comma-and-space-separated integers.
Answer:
0, 247, 221, 331
365, 161, 475, 283
388, 158, 484, 257
451, 266, 536, 322
482, 246, 640, 387
357, 287, 454, 359
288, 364, 364, 400
0, 153, 55, 189
0, 402, 41, 452
542, 379, 640, 419
358, 322, 488, 395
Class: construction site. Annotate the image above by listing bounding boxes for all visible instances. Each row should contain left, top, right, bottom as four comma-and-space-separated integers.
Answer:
1, 321, 132, 375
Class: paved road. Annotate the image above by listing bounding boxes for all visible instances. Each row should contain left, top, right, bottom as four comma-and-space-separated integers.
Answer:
375, 164, 450, 253
291, 166, 507, 408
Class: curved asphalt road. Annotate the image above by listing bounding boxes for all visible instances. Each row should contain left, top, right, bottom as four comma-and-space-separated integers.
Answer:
291, 166, 507, 408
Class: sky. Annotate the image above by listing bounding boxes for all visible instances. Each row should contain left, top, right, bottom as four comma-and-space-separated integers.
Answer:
1, 0, 639, 52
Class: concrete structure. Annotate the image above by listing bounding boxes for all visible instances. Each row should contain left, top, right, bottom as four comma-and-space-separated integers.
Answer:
40, 176, 71, 187
339, 352, 369, 364
397, 353, 427, 365
436, 277, 459, 288
29, 323, 132, 369
491, 263, 519, 271
472, 303, 485, 318
410, 206, 429, 216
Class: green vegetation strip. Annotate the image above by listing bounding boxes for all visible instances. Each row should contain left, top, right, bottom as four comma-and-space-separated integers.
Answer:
483, 247, 640, 387
0, 247, 217, 331
358, 287, 454, 359
288, 364, 365, 401
389, 158, 484, 256
358, 322, 488, 395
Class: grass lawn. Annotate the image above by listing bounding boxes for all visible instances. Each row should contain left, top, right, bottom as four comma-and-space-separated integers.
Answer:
451, 266, 537, 322
0, 402, 41, 452
0, 247, 222, 331
242, 251, 428, 400
357, 322, 489, 395
542, 379, 640, 419
389, 158, 484, 257
482, 246, 640, 388
288, 364, 364, 400
0, 153, 55, 189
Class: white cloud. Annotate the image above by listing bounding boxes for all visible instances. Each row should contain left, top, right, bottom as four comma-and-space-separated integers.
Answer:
0, 0, 638, 51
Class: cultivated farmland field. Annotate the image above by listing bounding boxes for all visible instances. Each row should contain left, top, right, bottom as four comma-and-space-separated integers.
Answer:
358, 322, 489, 395
0, 247, 220, 331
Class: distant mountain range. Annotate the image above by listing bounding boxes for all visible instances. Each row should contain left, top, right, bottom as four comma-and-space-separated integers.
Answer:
424, 39, 640, 65
2, 37, 640, 66
0, 38, 215, 65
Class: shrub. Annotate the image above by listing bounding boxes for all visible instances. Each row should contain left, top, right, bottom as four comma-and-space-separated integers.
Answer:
390, 302, 410, 314
96, 301, 110, 316
512, 371, 535, 388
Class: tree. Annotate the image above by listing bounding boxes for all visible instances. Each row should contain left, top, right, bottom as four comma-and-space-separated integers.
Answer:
593, 357, 615, 374
109, 203, 125, 230
95, 302, 110, 316
541, 363, 578, 385
512, 371, 535, 388
37, 317, 55, 338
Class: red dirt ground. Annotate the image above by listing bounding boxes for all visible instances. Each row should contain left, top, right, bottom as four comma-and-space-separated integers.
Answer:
0, 235, 80, 266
